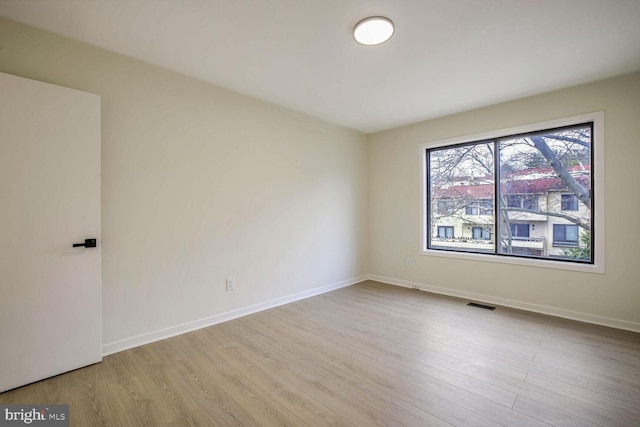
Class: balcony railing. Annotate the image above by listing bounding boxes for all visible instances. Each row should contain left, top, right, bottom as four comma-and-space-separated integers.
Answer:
431, 236, 546, 250
508, 236, 545, 249
431, 237, 494, 251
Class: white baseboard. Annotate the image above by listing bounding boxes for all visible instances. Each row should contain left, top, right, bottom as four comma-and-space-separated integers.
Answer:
368, 274, 640, 333
102, 275, 367, 356
103, 273, 639, 356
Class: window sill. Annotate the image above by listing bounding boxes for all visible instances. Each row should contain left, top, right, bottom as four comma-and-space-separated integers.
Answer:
420, 248, 604, 274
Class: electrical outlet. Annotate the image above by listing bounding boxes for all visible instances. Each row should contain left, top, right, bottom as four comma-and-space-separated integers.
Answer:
406, 258, 413, 267
226, 277, 235, 291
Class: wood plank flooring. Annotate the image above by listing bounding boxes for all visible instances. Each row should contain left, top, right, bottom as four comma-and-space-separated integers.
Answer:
1, 280, 639, 426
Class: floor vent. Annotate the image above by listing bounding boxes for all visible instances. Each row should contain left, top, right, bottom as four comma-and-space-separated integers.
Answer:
467, 302, 496, 311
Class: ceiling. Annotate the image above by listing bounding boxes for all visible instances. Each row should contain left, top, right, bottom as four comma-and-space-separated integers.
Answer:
2, 0, 640, 133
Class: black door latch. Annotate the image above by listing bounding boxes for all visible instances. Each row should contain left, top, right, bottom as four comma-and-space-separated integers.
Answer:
73, 238, 97, 248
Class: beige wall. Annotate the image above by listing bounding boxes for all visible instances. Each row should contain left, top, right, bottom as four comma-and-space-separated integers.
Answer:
0, 18, 369, 349
369, 71, 640, 330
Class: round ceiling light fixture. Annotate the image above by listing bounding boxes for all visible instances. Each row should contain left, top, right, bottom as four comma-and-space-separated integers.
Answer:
353, 16, 394, 46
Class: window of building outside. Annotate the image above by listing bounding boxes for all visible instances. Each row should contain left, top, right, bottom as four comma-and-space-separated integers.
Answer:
561, 194, 579, 211
424, 115, 599, 269
437, 226, 454, 239
465, 200, 493, 215
437, 199, 455, 214
510, 223, 530, 238
472, 226, 491, 240
553, 224, 580, 246
506, 195, 538, 210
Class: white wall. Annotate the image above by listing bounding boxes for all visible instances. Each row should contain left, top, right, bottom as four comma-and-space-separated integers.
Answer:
368, 71, 640, 331
0, 18, 369, 350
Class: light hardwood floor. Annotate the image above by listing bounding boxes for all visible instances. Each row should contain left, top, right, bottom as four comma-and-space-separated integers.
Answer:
1, 280, 639, 426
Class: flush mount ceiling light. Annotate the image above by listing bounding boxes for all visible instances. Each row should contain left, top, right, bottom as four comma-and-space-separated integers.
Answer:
353, 16, 394, 46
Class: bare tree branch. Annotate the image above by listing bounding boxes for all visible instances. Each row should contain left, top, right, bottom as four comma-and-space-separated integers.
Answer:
540, 134, 590, 148
529, 136, 591, 207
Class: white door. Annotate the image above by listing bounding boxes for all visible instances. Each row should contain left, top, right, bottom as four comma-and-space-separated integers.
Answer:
0, 72, 102, 393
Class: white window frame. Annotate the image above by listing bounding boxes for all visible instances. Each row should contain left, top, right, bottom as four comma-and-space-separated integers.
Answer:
420, 111, 605, 274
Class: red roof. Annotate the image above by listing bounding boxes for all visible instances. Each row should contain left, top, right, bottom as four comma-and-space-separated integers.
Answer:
433, 166, 590, 198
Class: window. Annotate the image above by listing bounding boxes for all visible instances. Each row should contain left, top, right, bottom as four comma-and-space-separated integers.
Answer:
510, 223, 530, 238
553, 224, 579, 246
561, 194, 579, 211
506, 195, 521, 208
437, 199, 456, 214
465, 200, 493, 215
472, 226, 491, 240
437, 226, 454, 238
424, 112, 602, 271
506, 195, 538, 210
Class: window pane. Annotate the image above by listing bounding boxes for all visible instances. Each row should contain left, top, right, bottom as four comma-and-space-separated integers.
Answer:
554, 224, 580, 246
480, 199, 493, 215
472, 226, 491, 240
437, 199, 455, 214
510, 223, 530, 237
437, 226, 454, 238
561, 194, 578, 210
428, 143, 494, 253
472, 227, 481, 239
498, 126, 592, 261
523, 195, 538, 210
566, 225, 578, 242
506, 195, 521, 208
425, 121, 594, 265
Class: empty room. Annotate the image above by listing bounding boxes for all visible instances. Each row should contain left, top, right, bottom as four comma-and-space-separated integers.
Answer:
1, 1, 639, 426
